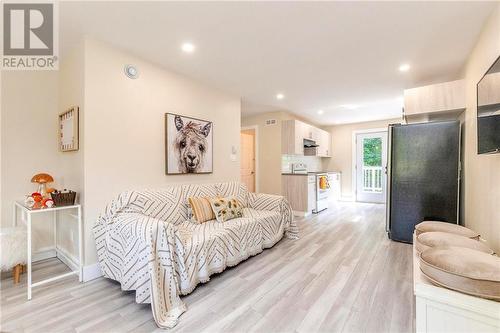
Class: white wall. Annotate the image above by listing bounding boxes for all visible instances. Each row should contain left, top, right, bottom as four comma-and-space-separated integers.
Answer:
0, 68, 80, 265
1, 71, 60, 252
462, 4, 500, 253
1, 70, 2, 230
281, 155, 323, 173
1, 38, 242, 270
1, 67, 83, 261
82, 39, 241, 265
241, 111, 324, 195
56, 41, 85, 259
323, 118, 401, 200
241, 111, 284, 195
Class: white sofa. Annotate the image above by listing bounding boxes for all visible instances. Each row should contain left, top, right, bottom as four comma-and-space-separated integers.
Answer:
94, 182, 298, 328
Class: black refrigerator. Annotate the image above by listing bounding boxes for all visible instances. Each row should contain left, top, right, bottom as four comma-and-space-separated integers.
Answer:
386, 121, 461, 243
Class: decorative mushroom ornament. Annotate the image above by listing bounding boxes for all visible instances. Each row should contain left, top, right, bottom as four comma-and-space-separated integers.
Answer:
31, 173, 54, 198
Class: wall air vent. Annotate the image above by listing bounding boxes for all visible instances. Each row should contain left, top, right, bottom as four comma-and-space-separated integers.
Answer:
265, 119, 277, 126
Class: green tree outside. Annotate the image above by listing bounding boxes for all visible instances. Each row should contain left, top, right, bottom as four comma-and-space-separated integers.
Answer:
363, 138, 382, 166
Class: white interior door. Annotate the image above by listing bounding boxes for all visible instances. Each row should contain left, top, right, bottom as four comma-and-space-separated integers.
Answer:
356, 131, 387, 203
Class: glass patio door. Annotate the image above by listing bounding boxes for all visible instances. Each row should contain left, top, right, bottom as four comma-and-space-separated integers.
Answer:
355, 131, 387, 203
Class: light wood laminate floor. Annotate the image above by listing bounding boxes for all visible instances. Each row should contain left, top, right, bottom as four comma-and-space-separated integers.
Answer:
0, 202, 414, 333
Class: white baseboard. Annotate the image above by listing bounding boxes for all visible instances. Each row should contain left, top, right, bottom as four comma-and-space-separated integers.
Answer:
56, 246, 78, 272
339, 193, 354, 202
32, 246, 56, 262
33, 247, 102, 282
33, 246, 79, 270
292, 210, 312, 217
82, 263, 102, 282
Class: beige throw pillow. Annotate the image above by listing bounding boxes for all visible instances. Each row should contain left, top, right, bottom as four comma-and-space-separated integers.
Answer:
419, 246, 500, 301
415, 221, 480, 239
416, 232, 494, 255
209, 197, 243, 223
188, 197, 215, 223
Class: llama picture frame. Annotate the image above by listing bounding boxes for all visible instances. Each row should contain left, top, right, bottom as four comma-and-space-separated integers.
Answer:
59, 107, 79, 152
165, 113, 213, 174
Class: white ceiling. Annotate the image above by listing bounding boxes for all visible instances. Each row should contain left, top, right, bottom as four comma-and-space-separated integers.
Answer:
60, 1, 496, 125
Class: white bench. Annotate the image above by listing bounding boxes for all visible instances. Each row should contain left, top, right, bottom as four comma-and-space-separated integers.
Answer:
413, 234, 500, 332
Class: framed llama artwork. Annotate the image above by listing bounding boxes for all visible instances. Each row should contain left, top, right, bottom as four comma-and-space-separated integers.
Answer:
165, 113, 213, 174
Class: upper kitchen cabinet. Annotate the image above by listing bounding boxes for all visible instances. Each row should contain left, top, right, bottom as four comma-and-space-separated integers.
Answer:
303, 123, 318, 141
281, 119, 331, 157
404, 79, 466, 116
282, 119, 304, 155
317, 129, 332, 157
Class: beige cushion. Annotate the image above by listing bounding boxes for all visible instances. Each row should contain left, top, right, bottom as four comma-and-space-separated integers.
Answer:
208, 197, 243, 223
415, 221, 479, 239
420, 246, 500, 300
416, 232, 494, 255
188, 197, 216, 223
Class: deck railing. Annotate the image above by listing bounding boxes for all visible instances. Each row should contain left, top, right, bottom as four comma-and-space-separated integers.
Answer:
363, 166, 383, 192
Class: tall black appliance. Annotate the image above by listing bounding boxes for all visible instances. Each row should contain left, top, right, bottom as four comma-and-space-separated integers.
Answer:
386, 121, 461, 243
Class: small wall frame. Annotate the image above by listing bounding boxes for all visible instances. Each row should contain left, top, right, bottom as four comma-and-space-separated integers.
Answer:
59, 107, 79, 152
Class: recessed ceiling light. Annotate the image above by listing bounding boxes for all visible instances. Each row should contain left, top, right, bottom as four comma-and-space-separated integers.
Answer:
181, 42, 196, 53
276, 93, 285, 100
399, 63, 410, 72
317, 109, 324, 115
124, 64, 139, 79
339, 104, 359, 110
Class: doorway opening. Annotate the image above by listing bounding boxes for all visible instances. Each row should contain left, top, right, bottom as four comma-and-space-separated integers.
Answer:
240, 127, 258, 192
354, 130, 388, 203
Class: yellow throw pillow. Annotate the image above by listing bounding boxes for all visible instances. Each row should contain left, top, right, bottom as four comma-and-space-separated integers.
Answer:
188, 197, 215, 223
209, 197, 243, 223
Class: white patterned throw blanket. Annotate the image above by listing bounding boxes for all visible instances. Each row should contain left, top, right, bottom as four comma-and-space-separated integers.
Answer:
94, 182, 298, 329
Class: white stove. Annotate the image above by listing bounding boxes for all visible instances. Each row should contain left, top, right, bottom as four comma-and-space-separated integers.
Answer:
313, 173, 330, 214
291, 163, 308, 174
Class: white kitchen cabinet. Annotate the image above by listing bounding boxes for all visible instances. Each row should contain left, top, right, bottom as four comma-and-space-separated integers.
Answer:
282, 119, 331, 157
325, 130, 332, 157
303, 123, 317, 141
327, 172, 341, 200
317, 129, 332, 157
307, 175, 317, 213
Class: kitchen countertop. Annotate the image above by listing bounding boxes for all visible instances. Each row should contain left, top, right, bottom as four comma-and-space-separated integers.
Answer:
281, 171, 341, 175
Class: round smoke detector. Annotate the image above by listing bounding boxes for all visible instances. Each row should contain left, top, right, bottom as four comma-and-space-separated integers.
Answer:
124, 64, 139, 79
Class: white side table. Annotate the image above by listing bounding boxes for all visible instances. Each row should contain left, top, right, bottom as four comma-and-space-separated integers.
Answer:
13, 201, 82, 300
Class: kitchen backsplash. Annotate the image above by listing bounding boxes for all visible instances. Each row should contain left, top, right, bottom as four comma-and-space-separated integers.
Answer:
282, 155, 324, 173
